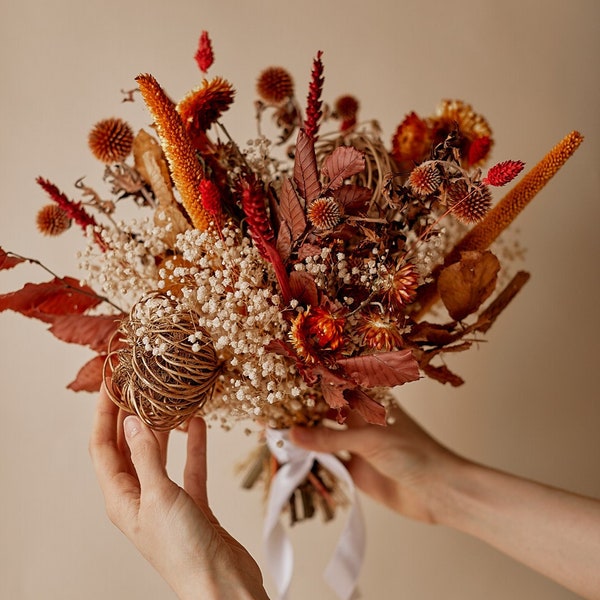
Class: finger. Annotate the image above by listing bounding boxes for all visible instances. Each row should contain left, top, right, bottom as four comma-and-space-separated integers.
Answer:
123, 416, 171, 495
183, 417, 208, 506
155, 430, 170, 467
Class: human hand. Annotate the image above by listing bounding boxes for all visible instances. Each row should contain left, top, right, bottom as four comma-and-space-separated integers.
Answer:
290, 405, 464, 524
89, 385, 269, 600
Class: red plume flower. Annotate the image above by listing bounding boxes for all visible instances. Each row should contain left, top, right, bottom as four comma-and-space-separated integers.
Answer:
482, 160, 525, 186
303, 51, 324, 142
195, 31, 214, 74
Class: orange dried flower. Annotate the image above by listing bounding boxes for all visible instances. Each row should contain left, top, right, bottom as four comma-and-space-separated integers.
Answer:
379, 262, 419, 311
289, 307, 346, 364
391, 112, 431, 170
307, 197, 341, 230
448, 181, 491, 223
358, 312, 403, 351
256, 67, 294, 105
36, 204, 71, 236
408, 163, 442, 196
177, 77, 235, 139
88, 117, 134, 163
431, 100, 493, 166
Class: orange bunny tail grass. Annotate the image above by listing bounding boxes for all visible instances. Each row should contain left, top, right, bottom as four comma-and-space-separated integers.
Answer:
135, 73, 211, 230
413, 130, 584, 320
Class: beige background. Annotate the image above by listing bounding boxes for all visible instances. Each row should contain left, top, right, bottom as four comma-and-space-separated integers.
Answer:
1, 1, 599, 599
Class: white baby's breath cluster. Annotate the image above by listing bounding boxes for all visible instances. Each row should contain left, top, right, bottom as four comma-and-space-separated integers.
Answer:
78, 219, 168, 310
159, 226, 316, 427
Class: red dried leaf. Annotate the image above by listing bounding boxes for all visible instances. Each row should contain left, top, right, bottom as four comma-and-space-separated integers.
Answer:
67, 355, 106, 392
421, 362, 464, 387
0, 248, 25, 270
279, 178, 307, 241
338, 349, 420, 388
332, 185, 372, 213
438, 251, 500, 321
276, 220, 292, 262
0, 277, 102, 323
297, 243, 322, 261
289, 271, 319, 306
322, 146, 365, 191
345, 388, 386, 425
49, 314, 122, 353
293, 129, 321, 203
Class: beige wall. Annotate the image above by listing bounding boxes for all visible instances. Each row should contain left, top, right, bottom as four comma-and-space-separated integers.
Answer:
1, 1, 598, 598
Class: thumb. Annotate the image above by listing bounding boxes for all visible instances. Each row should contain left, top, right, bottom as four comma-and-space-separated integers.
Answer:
123, 415, 169, 490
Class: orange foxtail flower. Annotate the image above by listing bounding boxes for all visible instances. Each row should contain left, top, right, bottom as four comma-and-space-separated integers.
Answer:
136, 73, 210, 230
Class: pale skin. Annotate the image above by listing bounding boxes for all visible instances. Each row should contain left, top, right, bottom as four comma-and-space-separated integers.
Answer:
91, 388, 600, 599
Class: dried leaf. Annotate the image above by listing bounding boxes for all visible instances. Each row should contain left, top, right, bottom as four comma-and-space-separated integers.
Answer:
0, 248, 25, 271
297, 243, 322, 260
133, 129, 173, 200
49, 314, 121, 353
293, 129, 321, 203
421, 363, 464, 387
276, 220, 292, 262
279, 178, 307, 241
405, 321, 458, 346
338, 349, 420, 388
322, 146, 365, 191
289, 271, 319, 306
438, 251, 500, 321
332, 185, 372, 213
0, 278, 102, 323
67, 355, 106, 392
345, 388, 386, 425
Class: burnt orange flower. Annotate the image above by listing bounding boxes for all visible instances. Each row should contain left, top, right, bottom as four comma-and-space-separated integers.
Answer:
379, 262, 420, 312
391, 112, 431, 171
289, 307, 346, 364
357, 312, 403, 351
177, 77, 235, 145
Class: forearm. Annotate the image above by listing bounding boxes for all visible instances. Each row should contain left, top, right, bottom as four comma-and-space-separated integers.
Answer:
434, 459, 600, 599
172, 569, 270, 600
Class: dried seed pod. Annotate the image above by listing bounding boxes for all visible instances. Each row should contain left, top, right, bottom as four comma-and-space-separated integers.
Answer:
256, 67, 294, 105
88, 117, 134, 163
36, 204, 71, 236
104, 294, 220, 430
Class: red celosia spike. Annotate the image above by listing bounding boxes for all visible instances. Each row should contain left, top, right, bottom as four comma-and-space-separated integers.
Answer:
36, 177, 105, 249
303, 51, 324, 142
199, 178, 222, 226
240, 178, 275, 250
467, 135, 492, 166
482, 160, 526, 186
195, 31, 214, 74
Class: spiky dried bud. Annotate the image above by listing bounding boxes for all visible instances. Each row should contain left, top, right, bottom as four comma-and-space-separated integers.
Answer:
408, 162, 442, 196
448, 181, 492, 223
36, 204, 71, 236
194, 30, 214, 74
256, 67, 294, 105
88, 118, 134, 163
358, 312, 403, 351
483, 160, 525, 186
307, 197, 341, 230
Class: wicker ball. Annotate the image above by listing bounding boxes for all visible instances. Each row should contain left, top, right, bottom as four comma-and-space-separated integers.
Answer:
104, 295, 220, 430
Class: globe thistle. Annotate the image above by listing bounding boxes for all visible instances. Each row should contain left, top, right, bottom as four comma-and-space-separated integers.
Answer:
88, 117, 134, 163
36, 204, 71, 236
307, 197, 341, 230
408, 162, 442, 196
256, 67, 294, 105
448, 181, 492, 223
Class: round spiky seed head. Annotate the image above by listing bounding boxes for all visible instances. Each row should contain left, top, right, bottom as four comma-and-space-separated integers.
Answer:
88, 117, 134, 163
36, 204, 71, 236
449, 181, 492, 223
334, 95, 360, 120
408, 162, 442, 196
256, 67, 294, 105
307, 197, 341, 230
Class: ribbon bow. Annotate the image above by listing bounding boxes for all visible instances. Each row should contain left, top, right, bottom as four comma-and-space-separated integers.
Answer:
263, 428, 366, 600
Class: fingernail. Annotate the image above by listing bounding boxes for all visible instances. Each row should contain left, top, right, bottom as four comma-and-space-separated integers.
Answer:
124, 415, 141, 438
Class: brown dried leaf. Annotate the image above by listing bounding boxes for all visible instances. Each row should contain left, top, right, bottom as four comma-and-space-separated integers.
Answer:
293, 129, 321, 203
297, 243, 322, 260
279, 178, 307, 241
0, 248, 25, 271
405, 321, 458, 346
49, 314, 121, 353
276, 220, 292, 262
133, 129, 173, 198
289, 271, 319, 306
332, 185, 372, 213
321, 146, 365, 191
438, 251, 500, 321
421, 363, 464, 387
0, 278, 102, 323
338, 349, 420, 388
345, 388, 386, 425
67, 355, 106, 392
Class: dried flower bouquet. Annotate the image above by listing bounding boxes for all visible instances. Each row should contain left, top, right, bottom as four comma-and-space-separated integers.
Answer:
0, 31, 582, 527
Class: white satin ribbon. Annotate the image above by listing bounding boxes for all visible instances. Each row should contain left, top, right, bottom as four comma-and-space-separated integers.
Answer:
263, 428, 366, 600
